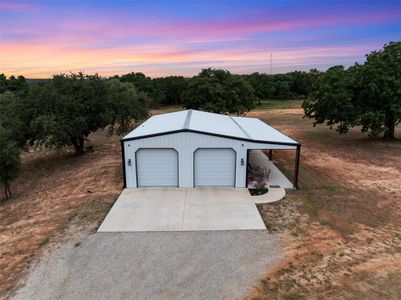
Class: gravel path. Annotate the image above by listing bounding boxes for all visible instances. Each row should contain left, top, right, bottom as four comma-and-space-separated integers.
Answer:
13, 231, 282, 300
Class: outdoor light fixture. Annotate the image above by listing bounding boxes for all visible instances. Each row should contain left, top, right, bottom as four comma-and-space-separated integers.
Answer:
128, 158, 131, 166
241, 158, 244, 166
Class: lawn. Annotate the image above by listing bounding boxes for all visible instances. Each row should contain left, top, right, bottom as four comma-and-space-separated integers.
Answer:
1, 100, 400, 299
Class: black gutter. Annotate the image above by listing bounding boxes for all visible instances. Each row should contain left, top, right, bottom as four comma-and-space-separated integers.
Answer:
121, 128, 300, 147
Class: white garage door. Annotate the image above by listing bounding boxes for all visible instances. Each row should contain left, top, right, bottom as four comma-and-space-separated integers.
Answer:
136, 149, 178, 187
194, 148, 236, 187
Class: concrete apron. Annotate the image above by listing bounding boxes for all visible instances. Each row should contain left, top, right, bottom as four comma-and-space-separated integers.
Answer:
98, 188, 266, 232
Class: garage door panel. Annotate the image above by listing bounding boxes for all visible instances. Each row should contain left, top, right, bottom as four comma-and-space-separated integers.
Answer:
136, 149, 178, 187
194, 148, 235, 187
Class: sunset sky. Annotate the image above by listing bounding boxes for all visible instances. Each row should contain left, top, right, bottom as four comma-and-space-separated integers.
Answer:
1, 0, 400, 78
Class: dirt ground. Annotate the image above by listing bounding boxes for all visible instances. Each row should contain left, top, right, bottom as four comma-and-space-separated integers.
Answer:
1, 104, 400, 299
0, 131, 123, 298
246, 107, 401, 299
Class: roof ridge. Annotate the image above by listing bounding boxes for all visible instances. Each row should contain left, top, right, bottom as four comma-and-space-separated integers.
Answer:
229, 116, 252, 139
183, 109, 192, 129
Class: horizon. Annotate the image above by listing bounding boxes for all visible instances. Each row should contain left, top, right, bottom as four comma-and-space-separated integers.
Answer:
1, 0, 401, 78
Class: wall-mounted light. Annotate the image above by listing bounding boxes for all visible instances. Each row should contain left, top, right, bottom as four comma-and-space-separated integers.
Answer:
128, 158, 132, 166
241, 158, 244, 166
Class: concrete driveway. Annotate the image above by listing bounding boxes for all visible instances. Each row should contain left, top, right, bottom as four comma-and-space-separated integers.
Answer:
98, 188, 266, 232
14, 231, 283, 300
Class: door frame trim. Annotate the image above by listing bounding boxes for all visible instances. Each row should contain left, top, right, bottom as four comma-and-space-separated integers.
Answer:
193, 147, 237, 188
135, 148, 179, 187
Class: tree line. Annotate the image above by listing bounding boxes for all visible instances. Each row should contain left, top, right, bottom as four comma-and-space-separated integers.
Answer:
1, 41, 399, 200
304, 41, 400, 140
1, 69, 312, 200
113, 68, 315, 107
0, 74, 149, 199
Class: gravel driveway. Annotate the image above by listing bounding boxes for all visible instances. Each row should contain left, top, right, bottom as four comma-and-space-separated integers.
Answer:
13, 231, 282, 300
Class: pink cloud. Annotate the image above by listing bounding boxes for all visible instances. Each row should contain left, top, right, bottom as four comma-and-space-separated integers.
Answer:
1, 1, 399, 78
1, 38, 380, 78
5, 6, 399, 46
157, 10, 401, 38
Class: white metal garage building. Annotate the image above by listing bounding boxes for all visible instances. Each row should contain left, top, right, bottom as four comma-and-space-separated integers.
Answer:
121, 109, 301, 189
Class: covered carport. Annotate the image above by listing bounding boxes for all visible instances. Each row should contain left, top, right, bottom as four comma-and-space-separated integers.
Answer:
247, 149, 295, 189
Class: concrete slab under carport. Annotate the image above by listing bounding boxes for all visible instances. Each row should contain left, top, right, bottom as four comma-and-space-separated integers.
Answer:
98, 188, 266, 232
248, 149, 294, 189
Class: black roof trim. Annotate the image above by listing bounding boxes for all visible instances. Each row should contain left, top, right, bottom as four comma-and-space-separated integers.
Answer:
121, 128, 300, 147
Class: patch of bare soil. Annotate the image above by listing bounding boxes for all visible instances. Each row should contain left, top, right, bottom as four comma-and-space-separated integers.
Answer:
150, 106, 184, 115
247, 108, 401, 299
0, 130, 122, 298
247, 108, 304, 117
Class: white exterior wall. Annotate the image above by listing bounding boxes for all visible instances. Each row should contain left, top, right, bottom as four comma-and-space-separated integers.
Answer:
123, 132, 296, 188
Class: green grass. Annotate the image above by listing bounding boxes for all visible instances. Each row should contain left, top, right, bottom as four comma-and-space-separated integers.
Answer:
254, 99, 303, 110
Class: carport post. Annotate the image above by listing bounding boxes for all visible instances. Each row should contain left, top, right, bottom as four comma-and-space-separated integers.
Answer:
294, 145, 301, 189
121, 140, 127, 188
244, 149, 250, 187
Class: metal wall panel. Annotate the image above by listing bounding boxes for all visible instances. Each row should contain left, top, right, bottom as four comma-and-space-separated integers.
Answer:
123, 132, 297, 188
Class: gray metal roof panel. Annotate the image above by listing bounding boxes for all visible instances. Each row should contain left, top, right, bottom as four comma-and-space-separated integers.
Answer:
122, 109, 299, 145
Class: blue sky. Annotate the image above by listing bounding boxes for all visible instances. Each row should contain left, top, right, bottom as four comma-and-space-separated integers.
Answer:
1, 0, 400, 77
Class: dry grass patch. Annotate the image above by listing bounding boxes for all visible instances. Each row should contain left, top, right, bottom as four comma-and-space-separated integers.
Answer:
1, 103, 400, 299
0, 130, 122, 297
248, 106, 401, 299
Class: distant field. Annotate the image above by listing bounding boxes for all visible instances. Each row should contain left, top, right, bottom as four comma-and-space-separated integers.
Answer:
150, 99, 303, 115
255, 99, 303, 109
150, 105, 184, 115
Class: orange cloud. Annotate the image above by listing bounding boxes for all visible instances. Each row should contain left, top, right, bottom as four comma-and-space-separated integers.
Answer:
1, 39, 375, 78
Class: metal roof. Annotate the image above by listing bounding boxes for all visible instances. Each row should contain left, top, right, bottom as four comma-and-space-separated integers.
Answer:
122, 109, 299, 146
